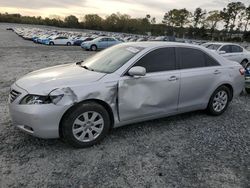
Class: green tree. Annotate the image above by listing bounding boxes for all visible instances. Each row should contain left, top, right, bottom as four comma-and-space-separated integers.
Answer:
83, 14, 103, 30
221, 2, 245, 33
243, 5, 250, 32
193, 8, 206, 28
64, 15, 79, 28
205, 10, 222, 40
163, 9, 190, 28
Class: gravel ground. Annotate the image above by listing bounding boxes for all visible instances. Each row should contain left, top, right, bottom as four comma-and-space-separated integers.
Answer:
0, 23, 250, 188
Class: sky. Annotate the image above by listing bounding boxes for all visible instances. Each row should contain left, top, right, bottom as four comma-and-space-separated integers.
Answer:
0, 0, 249, 22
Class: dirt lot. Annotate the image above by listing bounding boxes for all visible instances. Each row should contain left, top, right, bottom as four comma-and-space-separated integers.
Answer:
0, 24, 250, 188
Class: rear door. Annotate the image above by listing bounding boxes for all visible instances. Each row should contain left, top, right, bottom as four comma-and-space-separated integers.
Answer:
177, 47, 222, 111
229, 45, 244, 63
118, 47, 180, 121
219, 45, 244, 63
107, 38, 117, 47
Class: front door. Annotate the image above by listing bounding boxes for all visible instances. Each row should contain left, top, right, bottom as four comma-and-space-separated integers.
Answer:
98, 38, 108, 49
118, 47, 180, 121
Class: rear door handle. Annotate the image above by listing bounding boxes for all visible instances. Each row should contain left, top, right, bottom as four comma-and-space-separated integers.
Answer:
168, 76, 178, 81
214, 70, 221, 75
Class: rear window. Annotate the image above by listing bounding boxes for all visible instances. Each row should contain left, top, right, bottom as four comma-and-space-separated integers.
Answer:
207, 44, 221, 50
178, 48, 206, 69
178, 47, 219, 69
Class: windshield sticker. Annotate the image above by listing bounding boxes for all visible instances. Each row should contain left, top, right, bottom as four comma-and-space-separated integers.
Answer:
126, 47, 140, 53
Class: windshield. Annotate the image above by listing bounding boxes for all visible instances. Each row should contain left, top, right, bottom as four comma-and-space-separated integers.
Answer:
207, 44, 221, 50
81, 45, 144, 73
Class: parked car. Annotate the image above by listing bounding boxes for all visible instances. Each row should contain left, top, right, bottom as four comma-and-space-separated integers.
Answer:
203, 43, 250, 67
73, 37, 94, 46
45, 36, 73, 46
245, 67, 250, 94
81, 37, 122, 51
9, 42, 245, 148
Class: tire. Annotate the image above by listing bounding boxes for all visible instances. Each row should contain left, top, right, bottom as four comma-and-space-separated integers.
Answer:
90, 45, 97, 51
246, 88, 250, 94
66, 42, 71, 46
207, 86, 231, 116
61, 102, 111, 148
241, 59, 248, 68
49, 42, 54, 45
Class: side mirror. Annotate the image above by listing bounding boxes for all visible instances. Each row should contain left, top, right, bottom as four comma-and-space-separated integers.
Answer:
128, 66, 146, 77
218, 50, 226, 55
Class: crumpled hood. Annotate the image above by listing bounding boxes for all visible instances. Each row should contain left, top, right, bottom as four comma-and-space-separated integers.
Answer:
15, 63, 106, 94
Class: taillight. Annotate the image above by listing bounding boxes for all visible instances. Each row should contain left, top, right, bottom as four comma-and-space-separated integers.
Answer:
239, 68, 245, 75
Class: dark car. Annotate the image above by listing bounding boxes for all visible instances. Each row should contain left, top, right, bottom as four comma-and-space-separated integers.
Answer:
74, 37, 94, 46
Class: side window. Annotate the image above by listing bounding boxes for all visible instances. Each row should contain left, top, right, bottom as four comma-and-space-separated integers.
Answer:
204, 54, 220, 66
178, 48, 206, 69
108, 38, 115, 41
100, 38, 107, 42
231, 45, 243, 53
135, 48, 176, 73
220, 45, 231, 53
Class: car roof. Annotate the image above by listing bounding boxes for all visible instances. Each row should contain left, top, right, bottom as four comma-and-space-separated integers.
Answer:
204, 42, 240, 46
120, 41, 203, 49
118, 41, 232, 66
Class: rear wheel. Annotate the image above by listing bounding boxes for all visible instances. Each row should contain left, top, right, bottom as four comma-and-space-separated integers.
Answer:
49, 41, 54, 45
207, 86, 230, 116
66, 42, 71, 46
61, 102, 111, 148
90, 45, 97, 51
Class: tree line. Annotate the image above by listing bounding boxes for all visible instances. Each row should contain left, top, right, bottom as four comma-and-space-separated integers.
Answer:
0, 1, 250, 41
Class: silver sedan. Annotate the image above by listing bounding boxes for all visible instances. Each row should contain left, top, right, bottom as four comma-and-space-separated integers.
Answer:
9, 42, 245, 147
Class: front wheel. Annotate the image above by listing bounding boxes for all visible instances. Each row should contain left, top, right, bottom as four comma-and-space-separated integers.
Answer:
66, 42, 71, 46
207, 86, 230, 116
61, 102, 111, 148
90, 45, 97, 51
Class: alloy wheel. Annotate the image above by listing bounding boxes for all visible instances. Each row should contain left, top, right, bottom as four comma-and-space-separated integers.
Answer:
72, 111, 104, 142
212, 90, 228, 112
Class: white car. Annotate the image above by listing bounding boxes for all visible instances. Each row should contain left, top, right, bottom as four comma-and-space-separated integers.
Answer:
45, 36, 73, 46
203, 43, 250, 67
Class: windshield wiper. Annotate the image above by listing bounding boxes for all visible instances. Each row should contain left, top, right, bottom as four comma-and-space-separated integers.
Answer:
82, 65, 94, 71
76, 60, 84, 65
76, 61, 96, 72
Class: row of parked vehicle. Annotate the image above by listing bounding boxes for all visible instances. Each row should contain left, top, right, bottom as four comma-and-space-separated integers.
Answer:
10, 27, 207, 51
8, 27, 250, 91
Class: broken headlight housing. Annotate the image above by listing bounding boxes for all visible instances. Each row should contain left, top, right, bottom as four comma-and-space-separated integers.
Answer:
20, 94, 63, 105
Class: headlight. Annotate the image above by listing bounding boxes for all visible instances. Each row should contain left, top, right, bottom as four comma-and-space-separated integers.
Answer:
20, 94, 63, 105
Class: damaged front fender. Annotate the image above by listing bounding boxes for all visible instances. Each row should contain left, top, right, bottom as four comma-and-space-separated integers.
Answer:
49, 87, 78, 105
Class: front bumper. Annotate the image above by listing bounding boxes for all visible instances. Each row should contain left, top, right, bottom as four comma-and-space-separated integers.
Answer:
8, 84, 70, 139
81, 44, 90, 49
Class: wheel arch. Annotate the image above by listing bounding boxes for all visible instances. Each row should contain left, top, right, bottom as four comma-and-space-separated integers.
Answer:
59, 99, 114, 138
241, 58, 248, 63
211, 83, 234, 102
90, 44, 97, 49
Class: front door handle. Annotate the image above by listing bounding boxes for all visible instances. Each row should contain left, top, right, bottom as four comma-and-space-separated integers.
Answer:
168, 76, 178, 81
214, 70, 221, 75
